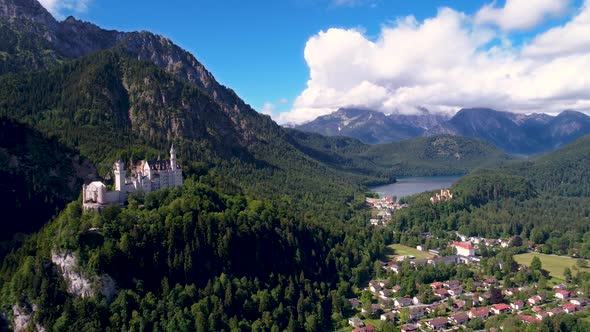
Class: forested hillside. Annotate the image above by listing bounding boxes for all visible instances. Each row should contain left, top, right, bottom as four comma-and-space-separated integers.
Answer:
0, 177, 388, 331
0, 118, 96, 240
391, 134, 590, 259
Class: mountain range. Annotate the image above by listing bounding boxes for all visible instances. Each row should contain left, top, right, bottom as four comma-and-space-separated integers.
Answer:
0, 0, 508, 240
296, 107, 590, 154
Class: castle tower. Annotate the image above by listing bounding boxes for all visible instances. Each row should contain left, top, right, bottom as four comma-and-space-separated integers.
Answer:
114, 160, 125, 191
170, 143, 177, 170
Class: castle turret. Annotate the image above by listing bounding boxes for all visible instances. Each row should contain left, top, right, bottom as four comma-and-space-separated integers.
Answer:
170, 143, 177, 170
114, 160, 125, 191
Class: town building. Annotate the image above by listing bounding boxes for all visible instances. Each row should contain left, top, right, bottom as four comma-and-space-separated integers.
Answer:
451, 242, 475, 257
82, 144, 183, 211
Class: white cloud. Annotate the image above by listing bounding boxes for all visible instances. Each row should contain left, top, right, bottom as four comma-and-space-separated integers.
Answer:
474, 0, 570, 31
278, 98, 289, 104
38, 0, 91, 18
280, 3, 590, 124
523, 0, 590, 57
261, 102, 276, 116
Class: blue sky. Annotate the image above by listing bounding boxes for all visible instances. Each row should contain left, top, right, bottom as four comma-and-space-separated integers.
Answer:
43, 0, 590, 123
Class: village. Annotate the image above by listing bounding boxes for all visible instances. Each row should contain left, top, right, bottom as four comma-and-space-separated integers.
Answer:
344, 233, 590, 332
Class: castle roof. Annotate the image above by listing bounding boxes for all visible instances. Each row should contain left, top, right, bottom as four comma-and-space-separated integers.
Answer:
146, 160, 181, 171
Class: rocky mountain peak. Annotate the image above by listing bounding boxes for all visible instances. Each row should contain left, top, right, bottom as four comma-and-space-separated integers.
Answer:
0, 0, 57, 27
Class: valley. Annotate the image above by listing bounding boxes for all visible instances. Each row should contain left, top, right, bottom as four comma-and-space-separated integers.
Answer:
1, 0, 590, 332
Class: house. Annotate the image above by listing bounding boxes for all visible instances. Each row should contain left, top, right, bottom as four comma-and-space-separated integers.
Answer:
361, 304, 381, 315
369, 284, 382, 293
392, 285, 401, 293
448, 312, 469, 325
448, 287, 463, 296
570, 298, 587, 306
562, 303, 578, 314
380, 312, 396, 321
353, 325, 375, 332
379, 289, 393, 298
434, 288, 450, 299
430, 282, 444, 289
553, 284, 568, 290
547, 308, 565, 317
555, 289, 571, 300
483, 278, 498, 288
409, 306, 426, 320
491, 303, 511, 315
395, 298, 414, 308
425, 317, 448, 331
535, 311, 548, 320
400, 324, 418, 332
384, 261, 401, 274
412, 296, 421, 305
417, 245, 424, 251
348, 317, 364, 328
445, 280, 462, 289
528, 295, 543, 306
511, 300, 525, 311
349, 298, 361, 309
451, 242, 475, 257
469, 307, 490, 319
518, 315, 540, 324
504, 288, 519, 297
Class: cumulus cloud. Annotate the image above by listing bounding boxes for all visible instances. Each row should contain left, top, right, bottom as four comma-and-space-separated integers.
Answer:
474, 0, 571, 31
38, 0, 91, 18
279, 2, 590, 124
522, 0, 590, 57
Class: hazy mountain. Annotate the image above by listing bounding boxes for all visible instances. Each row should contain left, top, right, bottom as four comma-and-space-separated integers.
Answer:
299, 106, 590, 154
426, 108, 590, 154
296, 108, 446, 144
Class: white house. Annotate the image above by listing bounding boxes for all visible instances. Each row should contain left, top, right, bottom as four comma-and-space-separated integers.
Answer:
451, 242, 475, 257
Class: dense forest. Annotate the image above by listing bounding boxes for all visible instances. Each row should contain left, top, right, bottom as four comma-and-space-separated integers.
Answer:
0, 176, 390, 331
391, 136, 590, 258
2, 2, 590, 331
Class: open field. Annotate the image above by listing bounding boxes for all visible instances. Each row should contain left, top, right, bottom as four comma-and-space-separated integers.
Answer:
514, 252, 590, 282
386, 244, 435, 260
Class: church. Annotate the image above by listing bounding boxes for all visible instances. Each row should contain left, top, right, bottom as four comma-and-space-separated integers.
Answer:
82, 144, 183, 211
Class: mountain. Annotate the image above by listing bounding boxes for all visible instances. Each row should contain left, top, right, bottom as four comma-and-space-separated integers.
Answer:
0, 117, 96, 240
0, 1, 519, 331
426, 108, 590, 154
296, 108, 446, 144
299, 106, 590, 154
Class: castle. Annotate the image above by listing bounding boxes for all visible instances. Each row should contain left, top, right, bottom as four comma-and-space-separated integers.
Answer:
430, 188, 453, 204
82, 144, 183, 211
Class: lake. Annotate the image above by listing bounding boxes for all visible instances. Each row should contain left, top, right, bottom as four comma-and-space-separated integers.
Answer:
371, 175, 462, 201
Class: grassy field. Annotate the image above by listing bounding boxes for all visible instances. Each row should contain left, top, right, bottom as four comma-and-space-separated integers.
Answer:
514, 252, 590, 282
386, 244, 435, 260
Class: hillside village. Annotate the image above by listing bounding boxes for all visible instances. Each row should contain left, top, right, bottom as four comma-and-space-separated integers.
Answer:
344, 232, 590, 332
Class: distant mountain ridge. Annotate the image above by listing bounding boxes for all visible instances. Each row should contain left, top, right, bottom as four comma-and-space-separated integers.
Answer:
298, 107, 590, 154
296, 108, 448, 144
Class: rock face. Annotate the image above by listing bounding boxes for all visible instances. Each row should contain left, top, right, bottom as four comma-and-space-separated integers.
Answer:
12, 304, 45, 332
0, 0, 264, 144
51, 251, 117, 300
296, 108, 431, 144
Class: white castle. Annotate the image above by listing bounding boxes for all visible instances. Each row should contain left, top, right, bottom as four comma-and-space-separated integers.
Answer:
82, 144, 183, 211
